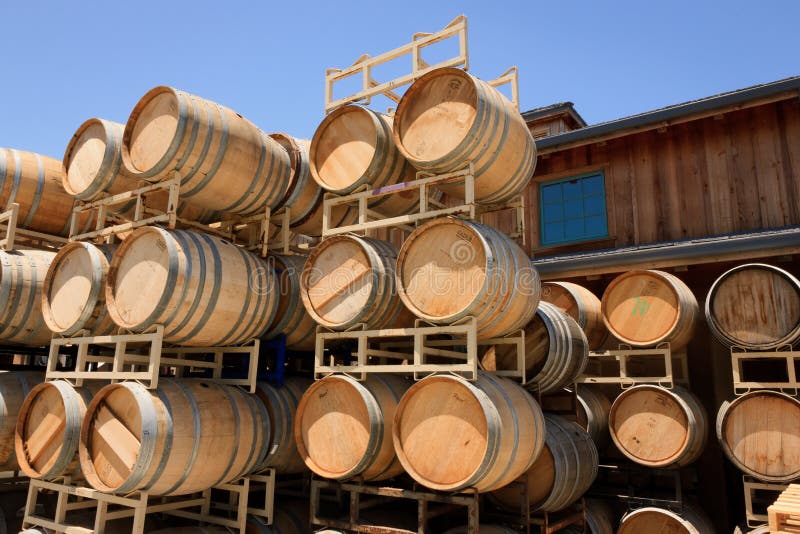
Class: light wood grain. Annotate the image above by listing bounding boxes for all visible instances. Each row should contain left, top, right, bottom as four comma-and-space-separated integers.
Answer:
0, 249, 56, 346
393, 373, 545, 492
717, 390, 800, 482
0, 371, 42, 471
542, 281, 608, 350
294, 374, 407, 481
618, 505, 714, 534
79, 379, 269, 496
609, 385, 707, 468
394, 67, 536, 204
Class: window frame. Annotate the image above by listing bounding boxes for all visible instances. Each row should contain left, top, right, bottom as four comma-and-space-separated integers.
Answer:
538, 170, 609, 247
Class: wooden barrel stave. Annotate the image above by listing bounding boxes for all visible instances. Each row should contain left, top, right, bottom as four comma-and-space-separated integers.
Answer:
618, 504, 714, 534
393, 373, 545, 492
542, 281, 608, 350
393, 67, 537, 204
15, 380, 105, 479
602, 269, 698, 351
396, 217, 540, 338
300, 235, 411, 330
42, 242, 118, 337
105, 227, 278, 346
79, 379, 269, 496
254, 378, 311, 474
610, 385, 707, 468
575, 385, 612, 450
121, 86, 292, 216
716, 390, 800, 482
0, 148, 94, 236
0, 371, 43, 471
0, 249, 55, 346
706, 263, 800, 349
294, 374, 408, 481
262, 255, 316, 351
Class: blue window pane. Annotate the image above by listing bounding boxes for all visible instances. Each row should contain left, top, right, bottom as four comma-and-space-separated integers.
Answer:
539, 172, 609, 246
583, 195, 605, 216
564, 219, 584, 240
542, 203, 563, 223
561, 180, 582, 200
582, 175, 604, 196
543, 222, 564, 243
563, 199, 582, 219
541, 184, 562, 204
585, 215, 608, 236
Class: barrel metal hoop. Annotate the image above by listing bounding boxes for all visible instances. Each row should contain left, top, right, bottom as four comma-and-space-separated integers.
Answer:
475, 374, 520, 490
461, 82, 507, 179
140, 386, 175, 491
159, 380, 201, 495
94, 120, 124, 197
178, 98, 217, 190
472, 225, 514, 336
0, 149, 7, 198
0, 254, 12, 328
174, 95, 201, 177
212, 384, 243, 486
250, 391, 272, 472
182, 101, 228, 197
262, 259, 300, 339
46, 381, 83, 476
21, 153, 45, 227
165, 231, 209, 341
261, 383, 288, 466
159, 230, 194, 330
135, 89, 189, 180
62, 244, 107, 336
115, 383, 160, 494
362, 109, 389, 190
6, 149, 23, 210
340, 376, 383, 479
138, 228, 181, 329
459, 375, 502, 490
231, 131, 287, 215
5, 254, 31, 340
171, 232, 222, 344
215, 246, 258, 346
367, 375, 404, 481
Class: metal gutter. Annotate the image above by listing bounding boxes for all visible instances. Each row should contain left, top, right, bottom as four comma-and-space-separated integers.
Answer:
534, 76, 800, 153
531, 227, 800, 279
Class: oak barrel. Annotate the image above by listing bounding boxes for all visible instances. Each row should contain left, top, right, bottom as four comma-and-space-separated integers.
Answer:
393, 67, 536, 204
706, 263, 800, 349
300, 235, 410, 330
246, 501, 310, 533
294, 374, 407, 481
575, 386, 612, 449
396, 217, 539, 338
121, 86, 292, 216
42, 242, 117, 337
0, 249, 56, 346
309, 105, 417, 217
254, 378, 311, 474
617, 505, 714, 534
262, 255, 316, 351
481, 302, 588, 394
716, 390, 800, 481
64, 118, 221, 223
0, 371, 42, 471
268, 133, 346, 237
609, 385, 707, 468
393, 373, 545, 492
491, 414, 598, 512
79, 378, 269, 495
601, 269, 698, 351
105, 227, 277, 346
0, 148, 93, 236
15, 380, 104, 479
542, 281, 608, 350
584, 499, 616, 534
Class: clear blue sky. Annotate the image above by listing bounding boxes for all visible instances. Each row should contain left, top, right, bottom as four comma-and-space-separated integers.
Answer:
2, 1, 798, 161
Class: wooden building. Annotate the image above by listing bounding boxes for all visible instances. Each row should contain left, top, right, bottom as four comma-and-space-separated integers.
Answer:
517, 76, 800, 533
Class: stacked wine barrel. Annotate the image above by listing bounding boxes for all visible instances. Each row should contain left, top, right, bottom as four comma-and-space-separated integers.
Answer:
708, 264, 800, 531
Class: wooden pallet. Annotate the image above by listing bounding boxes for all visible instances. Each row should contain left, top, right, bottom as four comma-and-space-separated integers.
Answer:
731, 345, 800, 395
0, 203, 68, 251
576, 343, 689, 389
745, 476, 788, 528
45, 326, 260, 392
314, 317, 524, 381
22, 471, 275, 534
324, 15, 469, 113
321, 165, 527, 247
68, 174, 297, 257
310, 477, 479, 533
769, 484, 800, 533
